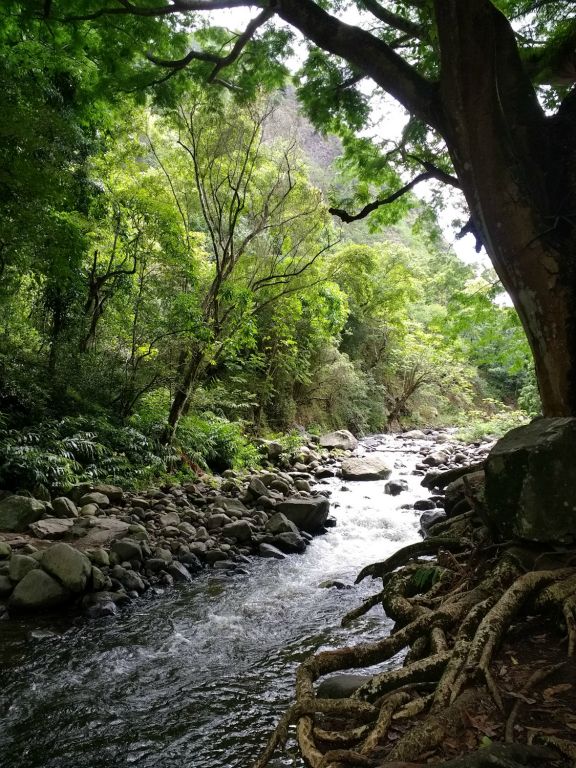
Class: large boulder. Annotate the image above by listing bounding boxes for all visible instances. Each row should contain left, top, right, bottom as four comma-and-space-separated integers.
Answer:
9, 554, 39, 583
0, 496, 45, 532
272, 531, 307, 554
92, 484, 123, 503
277, 497, 330, 533
266, 512, 300, 536
9, 569, 70, 610
80, 517, 130, 547
41, 543, 91, 593
484, 418, 576, 544
221, 520, 253, 543
29, 518, 75, 539
52, 497, 79, 519
341, 456, 392, 481
111, 539, 143, 562
319, 430, 358, 451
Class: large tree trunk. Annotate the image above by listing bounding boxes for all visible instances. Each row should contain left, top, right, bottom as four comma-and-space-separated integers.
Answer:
434, 0, 576, 416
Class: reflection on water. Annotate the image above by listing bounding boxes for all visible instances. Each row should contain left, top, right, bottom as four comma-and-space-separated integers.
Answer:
0, 436, 428, 768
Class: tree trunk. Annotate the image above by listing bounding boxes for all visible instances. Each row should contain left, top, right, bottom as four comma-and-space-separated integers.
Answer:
434, 0, 576, 416
164, 347, 205, 442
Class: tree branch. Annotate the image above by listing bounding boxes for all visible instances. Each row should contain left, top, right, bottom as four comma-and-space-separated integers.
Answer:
329, 170, 435, 223
147, 7, 274, 82
275, 0, 443, 133
361, 0, 427, 42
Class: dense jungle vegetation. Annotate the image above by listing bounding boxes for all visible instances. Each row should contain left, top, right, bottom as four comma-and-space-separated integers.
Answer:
0, 3, 540, 494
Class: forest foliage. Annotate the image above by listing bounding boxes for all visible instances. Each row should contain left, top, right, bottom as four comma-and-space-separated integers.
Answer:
0, 2, 539, 492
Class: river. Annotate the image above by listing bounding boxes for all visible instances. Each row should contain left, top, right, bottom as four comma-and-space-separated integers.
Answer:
0, 434, 431, 768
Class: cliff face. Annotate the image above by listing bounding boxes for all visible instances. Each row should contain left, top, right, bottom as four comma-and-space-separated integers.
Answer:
263, 88, 342, 190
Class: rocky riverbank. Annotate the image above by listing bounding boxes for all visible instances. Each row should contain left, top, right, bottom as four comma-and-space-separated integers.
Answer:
0, 428, 494, 621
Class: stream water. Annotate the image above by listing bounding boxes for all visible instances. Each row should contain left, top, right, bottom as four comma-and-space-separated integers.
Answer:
0, 434, 432, 768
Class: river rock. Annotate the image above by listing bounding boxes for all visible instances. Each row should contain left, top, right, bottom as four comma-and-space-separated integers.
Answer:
221, 520, 253, 542
315, 467, 336, 479
9, 569, 70, 610
111, 539, 142, 562
178, 552, 203, 573
272, 532, 307, 554
9, 554, 39, 583
270, 479, 291, 496
420, 510, 447, 534
385, 479, 408, 496
0, 542, 11, 559
319, 430, 358, 451
86, 548, 109, 567
111, 565, 145, 593
159, 511, 180, 527
0, 496, 45, 532
41, 543, 91, 593
0, 574, 13, 597
277, 497, 330, 533
341, 456, 392, 481
247, 477, 271, 499
264, 440, 284, 461
167, 562, 193, 583
68, 483, 95, 503
213, 497, 250, 517
78, 492, 110, 508
258, 543, 286, 559
91, 566, 112, 592
205, 549, 228, 564
92, 484, 123, 503
178, 522, 197, 537
29, 518, 75, 539
207, 513, 232, 530
80, 503, 99, 517
86, 600, 118, 619
317, 674, 372, 699
319, 580, 351, 590
413, 498, 436, 511
403, 429, 427, 440
266, 512, 300, 536
485, 418, 576, 543
52, 497, 79, 519
422, 451, 450, 467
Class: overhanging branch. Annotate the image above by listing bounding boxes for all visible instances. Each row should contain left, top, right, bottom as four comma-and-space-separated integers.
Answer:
329, 166, 459, 223
146, 7, 274, 82
361, 0, 428, 42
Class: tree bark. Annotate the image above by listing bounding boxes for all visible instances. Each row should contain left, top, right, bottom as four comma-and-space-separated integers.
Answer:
433, 0, 576, 415
164, 347, 205, 442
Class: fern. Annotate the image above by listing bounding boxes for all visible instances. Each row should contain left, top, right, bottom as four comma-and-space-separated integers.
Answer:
410, 566, 445, 593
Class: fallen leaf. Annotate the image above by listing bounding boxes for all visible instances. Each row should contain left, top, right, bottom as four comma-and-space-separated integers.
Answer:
543, 684, 572, 701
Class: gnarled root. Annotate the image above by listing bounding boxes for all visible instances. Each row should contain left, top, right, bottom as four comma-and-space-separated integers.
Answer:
251, 530, 576, 768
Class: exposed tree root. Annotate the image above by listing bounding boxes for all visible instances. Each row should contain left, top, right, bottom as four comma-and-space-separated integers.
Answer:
251, 516, 576, 768
355, 537, 467, 583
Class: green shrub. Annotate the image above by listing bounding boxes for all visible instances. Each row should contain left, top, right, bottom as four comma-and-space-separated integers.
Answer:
176, 412, 260, 473
455, 401, 529, 443
0, 416, 175, 493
